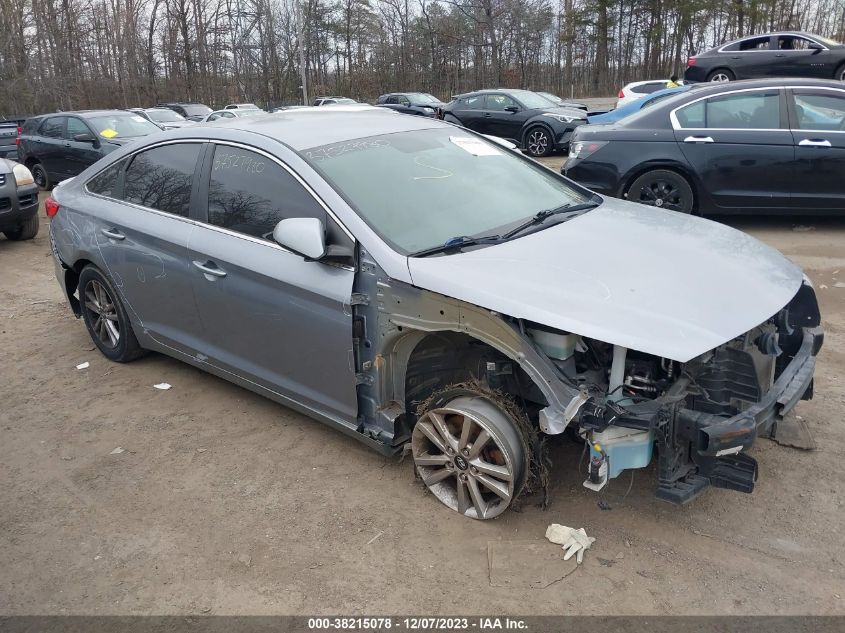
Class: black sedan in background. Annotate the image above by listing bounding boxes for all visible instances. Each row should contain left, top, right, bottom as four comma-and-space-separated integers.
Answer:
439, 89, 587, 156
564, 78, 845, 215
17, 110, 161, 189
685, 31, 845, 83
376, 92, 445, 117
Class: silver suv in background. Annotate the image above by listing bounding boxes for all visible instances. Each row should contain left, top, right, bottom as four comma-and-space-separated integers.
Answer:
47, 109, 822, 518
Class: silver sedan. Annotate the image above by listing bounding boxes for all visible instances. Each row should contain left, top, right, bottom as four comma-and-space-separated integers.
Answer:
48, 107, 822, 518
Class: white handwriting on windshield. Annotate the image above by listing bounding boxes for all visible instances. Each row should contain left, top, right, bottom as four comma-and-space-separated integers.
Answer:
305, 139, 390, 162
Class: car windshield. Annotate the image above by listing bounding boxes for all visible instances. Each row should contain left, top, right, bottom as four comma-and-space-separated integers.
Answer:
146, 109, 186, 123
508, 91, 560, 109
303, 128, 590, 254
814, 34, 842, 47
87, 114, 161, 139
182, 105, 212, 117
237, 110, 265, 118
409, 93, 440, 105
537, 92, 563, 104
333, 98, 356, 105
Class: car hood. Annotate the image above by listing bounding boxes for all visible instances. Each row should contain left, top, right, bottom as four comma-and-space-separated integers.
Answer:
541, 106, 588, 119
406, 198, 803, 362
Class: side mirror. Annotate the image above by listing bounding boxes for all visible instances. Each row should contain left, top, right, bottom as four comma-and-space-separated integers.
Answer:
504, 105, 520, 113
273, 217, 326, 260
808, 41, 823, 51
73, 133, 97, 143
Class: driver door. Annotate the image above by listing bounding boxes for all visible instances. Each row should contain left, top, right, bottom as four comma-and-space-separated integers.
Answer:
788, 88, 845, 211
187, 142, 359, 422
482, 93, 523, 140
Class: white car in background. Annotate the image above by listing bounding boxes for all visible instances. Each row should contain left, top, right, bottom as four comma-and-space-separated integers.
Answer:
200, 109, 266, 123
616, 79, 684, 107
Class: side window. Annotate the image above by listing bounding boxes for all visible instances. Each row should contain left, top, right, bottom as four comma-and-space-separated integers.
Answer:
461, 95, 482, 109
221, 112, 236, 118
207, 145, 325, 239
484, 94, 518, 111
87, 159, 127, 198
706, 91, 780, 129
66, 118, 90, 139
778, 36, 812, 50
739, 36, 771, 50
207, 113, 220, 121
793, 92, 845, 131
675, 101, 705, 128
123, 143, 201, 216
386, 96, 399, 105
638, 82, 666, 95
40, 117, 66, 139
399, 96, 411, 106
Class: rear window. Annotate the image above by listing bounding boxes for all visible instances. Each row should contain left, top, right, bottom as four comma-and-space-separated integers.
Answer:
123, 143, 201, 216
635, 82, 666, 95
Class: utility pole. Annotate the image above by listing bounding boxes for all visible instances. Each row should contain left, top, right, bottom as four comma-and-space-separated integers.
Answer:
294, 0, 308, 105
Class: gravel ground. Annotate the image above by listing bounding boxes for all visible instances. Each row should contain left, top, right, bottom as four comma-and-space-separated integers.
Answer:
1, 182, 844, 615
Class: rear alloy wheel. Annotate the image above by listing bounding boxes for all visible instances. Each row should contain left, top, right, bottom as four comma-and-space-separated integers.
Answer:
707, 69, 734, 82
79, 265, 145, 362
525, 126, 553, 157
412, 395, 526, 520
3, 214, 39, 241
628, 169, 694, 214
31, 163, 51, 191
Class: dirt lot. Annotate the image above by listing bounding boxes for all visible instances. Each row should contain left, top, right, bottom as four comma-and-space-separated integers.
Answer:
2, 175, 844, 615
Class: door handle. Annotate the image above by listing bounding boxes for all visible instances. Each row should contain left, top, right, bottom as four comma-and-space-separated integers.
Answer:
683, 136, 714, 143
798, 139, 831, 148
192, 260, 227, 278
482, 113, 492, 117
100, 228, 125, 241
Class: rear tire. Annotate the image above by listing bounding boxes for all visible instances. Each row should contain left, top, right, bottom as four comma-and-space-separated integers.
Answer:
706, 68, 734, 82
627, 169, 695, 214
524, 126, 553, 157
78, 265, 146, 363
3, 214, 39, 241
31, 162, 51, 191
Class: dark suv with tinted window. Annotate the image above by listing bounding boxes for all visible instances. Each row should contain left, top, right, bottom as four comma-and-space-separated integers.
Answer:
18, 110, 161, 190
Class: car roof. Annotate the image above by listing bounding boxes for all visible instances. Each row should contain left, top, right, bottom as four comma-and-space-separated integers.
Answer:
708, 31, 842, 52
193, 106, 441, 150
35, 110, 140, 119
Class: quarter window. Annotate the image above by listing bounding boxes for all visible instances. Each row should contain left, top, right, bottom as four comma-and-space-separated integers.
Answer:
40, 117, 66, 139
207, 145, 325, 239
460, 95, 483, 109
123, 143, 201, 216
675, 91, 780, 129
793, 92, 845, 130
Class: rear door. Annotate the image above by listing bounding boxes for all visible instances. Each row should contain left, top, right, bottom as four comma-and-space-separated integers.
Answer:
92, 141, 205, 354
452, 94, 485, 130
186, 142, 358, 422
672, 88, 793, 211
788, 87, 845, 211
34, 116, 68, 178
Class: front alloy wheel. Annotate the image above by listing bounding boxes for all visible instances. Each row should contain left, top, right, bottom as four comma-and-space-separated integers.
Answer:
412, 395, 525, 519
525, 127, 552, 157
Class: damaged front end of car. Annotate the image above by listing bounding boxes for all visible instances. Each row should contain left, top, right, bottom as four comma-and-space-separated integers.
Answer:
536, 278, 823, 503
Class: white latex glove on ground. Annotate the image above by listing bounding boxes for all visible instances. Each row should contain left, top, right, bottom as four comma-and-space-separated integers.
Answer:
545, 524, 596, 564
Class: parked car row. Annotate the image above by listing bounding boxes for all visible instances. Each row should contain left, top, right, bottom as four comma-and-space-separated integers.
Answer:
45, 106, 823, 519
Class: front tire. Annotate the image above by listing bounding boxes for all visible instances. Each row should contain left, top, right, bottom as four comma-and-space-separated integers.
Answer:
524, 126, 553, 157
3, 214, 39, 241
30, 162, 51, 191
412, 392, 526, 520
78, 265, 145, 362
627, 169, 695, 214
706, 68, 735, 82
835, 63, 845, 82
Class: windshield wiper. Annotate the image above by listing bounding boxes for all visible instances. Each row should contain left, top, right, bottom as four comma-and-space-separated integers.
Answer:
411, 234, 502, 258
502, 200, 599, 241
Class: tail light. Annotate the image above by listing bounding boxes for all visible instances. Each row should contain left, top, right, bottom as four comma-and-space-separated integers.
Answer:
687, 57, 697, 66
618, 89, 625, 98
45, 196, 60, 217
15, 126, 21, 146
569, 140, 608, 160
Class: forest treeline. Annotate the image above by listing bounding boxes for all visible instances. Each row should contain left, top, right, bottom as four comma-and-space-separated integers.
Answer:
1, 0, 844, 115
